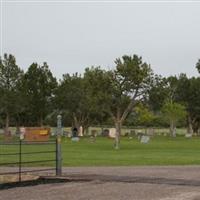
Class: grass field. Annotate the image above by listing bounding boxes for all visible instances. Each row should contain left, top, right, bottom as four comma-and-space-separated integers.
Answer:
1, 136, 200, 166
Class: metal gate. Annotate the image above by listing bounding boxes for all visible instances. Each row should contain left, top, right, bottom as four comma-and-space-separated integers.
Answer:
0, 139, 60, 182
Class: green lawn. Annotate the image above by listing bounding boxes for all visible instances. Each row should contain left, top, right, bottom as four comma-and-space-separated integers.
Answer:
1, 136, 200, 166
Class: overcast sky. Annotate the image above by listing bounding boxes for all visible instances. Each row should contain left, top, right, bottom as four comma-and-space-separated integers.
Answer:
1, 1, 200, 79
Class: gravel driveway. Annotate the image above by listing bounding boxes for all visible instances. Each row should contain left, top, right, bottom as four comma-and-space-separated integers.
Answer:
1, 166, 200, 200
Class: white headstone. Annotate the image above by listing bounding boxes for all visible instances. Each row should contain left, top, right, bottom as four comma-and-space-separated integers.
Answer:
185, 133, 192, 138
20, 127, 26, 140
71, 137, 80, 142
109, 128, 116, 138
140, 135, 150, 144
79, 126, 83, 136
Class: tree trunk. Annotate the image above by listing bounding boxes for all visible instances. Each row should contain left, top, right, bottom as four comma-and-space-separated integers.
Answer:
170, 120, 176, 137
192, 121, 198, 135
187, 115, 193, 135
5, 112, 10, 133
73, 114, 81, 134
114, 120, 121, 149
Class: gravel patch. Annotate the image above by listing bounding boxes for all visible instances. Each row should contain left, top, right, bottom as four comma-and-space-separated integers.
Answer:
1, 166, 200, 200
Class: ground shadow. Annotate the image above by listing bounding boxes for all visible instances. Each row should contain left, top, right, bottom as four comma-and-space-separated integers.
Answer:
0, 177, 78, 190
65, 174, 200, 187
1, 174, 200, 190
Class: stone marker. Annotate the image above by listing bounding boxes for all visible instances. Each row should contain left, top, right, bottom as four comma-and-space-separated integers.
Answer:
185, 133, 192, 138
71, 137, 80, 142
140, 135, 150, 144
20, 127, 25, 140
146, 128, 154, 136
109, 128, 116, 138
79, 126, 83, 136
102, 129, 109, 137
71, 127, 79, 142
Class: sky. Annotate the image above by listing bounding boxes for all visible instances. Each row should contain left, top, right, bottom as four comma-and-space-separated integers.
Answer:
1, 0, 200, 79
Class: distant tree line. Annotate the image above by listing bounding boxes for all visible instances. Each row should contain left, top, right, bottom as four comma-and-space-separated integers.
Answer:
1, 53, 200, 148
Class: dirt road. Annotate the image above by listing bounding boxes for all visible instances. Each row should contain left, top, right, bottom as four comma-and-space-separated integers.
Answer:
1, 166, 200, 200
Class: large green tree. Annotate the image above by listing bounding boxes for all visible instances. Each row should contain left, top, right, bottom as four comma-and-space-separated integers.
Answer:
55, 73, 88, 129
196, 59, 200, 73
126, 103, 156, 127
175, 74, 193, 134
148, 75, 186, 129
22, 62, 57, 126
175, 70, 200, 135
185, 77, 200, 134
85, 55, 153, 149
55, 71, 109, 132
162, 100, 186, 137
148, 75, 169, 112
0, 54, 23, 131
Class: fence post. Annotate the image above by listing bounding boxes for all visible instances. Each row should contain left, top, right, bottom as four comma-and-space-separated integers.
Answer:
19, 139, 22, 182
56, 114, 62, 176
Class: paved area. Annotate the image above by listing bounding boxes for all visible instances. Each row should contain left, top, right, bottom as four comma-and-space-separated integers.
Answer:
1, 166, 200, 200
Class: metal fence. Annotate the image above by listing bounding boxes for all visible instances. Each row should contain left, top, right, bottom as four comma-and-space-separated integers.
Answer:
0, 139, 60, 182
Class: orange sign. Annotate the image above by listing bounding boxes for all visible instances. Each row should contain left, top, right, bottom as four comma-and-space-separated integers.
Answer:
22, 127, 50, 141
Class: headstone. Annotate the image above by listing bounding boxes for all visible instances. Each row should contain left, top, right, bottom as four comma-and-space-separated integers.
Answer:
67, 131, 72, 138
72, 127, 78, 137
147, 128, 154, 136
185, 133, 192, 138
140, 135, 150, 144
71, 137, 80, 142
71, 127, 79, 142
20, 127, 25, 140
91, 129, 97, 137
109, 128, 116, 138
102, 129, 109, 137
79, 126, 83, 136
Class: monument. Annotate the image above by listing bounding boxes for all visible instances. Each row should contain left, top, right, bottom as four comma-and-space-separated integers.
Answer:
20, 127, 50, 141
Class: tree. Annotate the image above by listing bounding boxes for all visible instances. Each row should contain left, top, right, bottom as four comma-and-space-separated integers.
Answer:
110, 55, 153, 148
22, 62, 57, 126
161, 100, 186, 137
0, 54, 23, 131
175, 74, 193, 134
190, 60, 200, 134
196, 59, 200, 73
174, 72, 200, 135
85, 55, 153, 149
148, 75, 169, 112
134, 103, 156, 126
55, 73, 88, 129
185, 77, 200, 134
55, 71, 109, 132
148, 75, 189, 129
84, 67, 112, 128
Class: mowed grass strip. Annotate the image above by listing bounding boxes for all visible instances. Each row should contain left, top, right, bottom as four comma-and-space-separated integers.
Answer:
1, 136, 200, 166
62, 136, 200, 166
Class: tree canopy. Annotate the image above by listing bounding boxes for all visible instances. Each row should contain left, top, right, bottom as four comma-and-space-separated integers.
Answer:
1, 53, 200, 144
